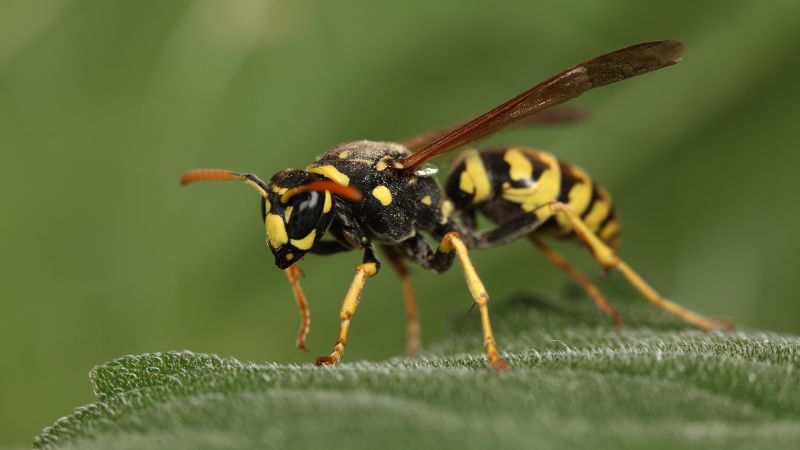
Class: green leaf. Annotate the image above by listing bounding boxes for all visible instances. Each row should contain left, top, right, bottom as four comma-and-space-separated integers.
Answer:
35, 276, 800, 450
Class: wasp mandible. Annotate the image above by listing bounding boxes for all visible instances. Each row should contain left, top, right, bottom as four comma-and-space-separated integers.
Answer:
182, 41, 733, 370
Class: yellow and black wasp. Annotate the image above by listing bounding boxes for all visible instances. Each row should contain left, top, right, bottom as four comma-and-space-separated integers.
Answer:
181, 41, 733, 370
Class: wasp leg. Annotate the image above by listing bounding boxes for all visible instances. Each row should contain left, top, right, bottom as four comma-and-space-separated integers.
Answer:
434, 232, 510, 370
284, 265, 311, 351
381, 245, 421, 356
528, 235, 622, 328
541, 201, 734, 331
308, 239, 353, 255
315, 246, 381, 366
473, 213, 549, 249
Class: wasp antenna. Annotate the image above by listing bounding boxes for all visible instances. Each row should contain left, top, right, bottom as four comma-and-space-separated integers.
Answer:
280, 180, 363, 204
180, 169, 269, 198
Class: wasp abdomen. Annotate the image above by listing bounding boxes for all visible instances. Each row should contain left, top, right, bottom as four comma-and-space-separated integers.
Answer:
445, 146, 621, 250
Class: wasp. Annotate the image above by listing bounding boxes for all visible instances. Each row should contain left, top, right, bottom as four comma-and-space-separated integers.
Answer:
181, 41, 733, 370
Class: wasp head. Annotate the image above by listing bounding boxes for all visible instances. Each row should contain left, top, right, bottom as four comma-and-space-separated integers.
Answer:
180, 167, 362, 270
263, 170, 336, 269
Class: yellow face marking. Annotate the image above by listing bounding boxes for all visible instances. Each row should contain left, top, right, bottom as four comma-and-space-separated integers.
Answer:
290, 229, 317, 250
440, 200, 454, 224
284, 206, 294, 223
307, 165, 350, 186
504, 148, 533, 181
583, 186, 612, 233
372, 185, 392, 206
323, 190, 332, 213
271, 184, 281, 193
420, 195, 432, 205
264, 198, 271, 213
265, 213, 289, 248
460, 151, 492, 202
278, 187, 288, 195
375, 160, 389, 172
338, 150, 349, 159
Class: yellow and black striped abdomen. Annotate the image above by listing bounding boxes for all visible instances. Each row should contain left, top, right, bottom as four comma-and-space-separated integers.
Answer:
445, 146, 621, 250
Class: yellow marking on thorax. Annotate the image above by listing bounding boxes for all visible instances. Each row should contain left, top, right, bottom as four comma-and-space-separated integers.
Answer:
583, 186, 612, 233
265, 213, 289, 248
458, 151, 492, 202
264, 198, 271, 213
440, 200, 454, 224
555, 165, 593, 233
291, 229, 317, 250
285, 253, 294, 260
352, 158, 376, 165
420, 195, 432, 205
323, 190, 332, 213
338, 151, 349, 158
284, 206, 294, 223
504, 148, 533, 181
376, 160, 389, 171
372, 185, 393, 206
500, 150, 561, 218
307, 165, 350, 186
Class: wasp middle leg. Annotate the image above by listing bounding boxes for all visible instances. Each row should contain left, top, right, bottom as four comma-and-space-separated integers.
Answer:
380, 244, 421, 356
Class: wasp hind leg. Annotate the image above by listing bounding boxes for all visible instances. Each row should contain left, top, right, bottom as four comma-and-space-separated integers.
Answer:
540, 201, 734, 331
529, 235, 622, 328
315, 246, 381, 366
380, 245, 421, 356
434, 232, 510, 370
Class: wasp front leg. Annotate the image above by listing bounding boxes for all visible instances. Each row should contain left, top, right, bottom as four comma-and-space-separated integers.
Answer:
315, 245, 381, 366
284, 265, 311, 351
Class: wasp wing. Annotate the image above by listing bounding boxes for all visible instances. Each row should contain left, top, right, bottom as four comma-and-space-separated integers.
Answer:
398, 108, 589, 153
397, 40, 685, 171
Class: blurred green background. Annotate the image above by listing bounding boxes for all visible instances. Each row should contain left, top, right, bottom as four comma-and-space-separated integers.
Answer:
2, 0, 799, 447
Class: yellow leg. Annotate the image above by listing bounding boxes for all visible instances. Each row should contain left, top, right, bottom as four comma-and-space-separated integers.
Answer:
284, 265, 310, 351
439, 232, 510, 370
381, 245, 422, 356
315, 262, 378, 366
529, 235, 622, 328
542, 201, 734, 331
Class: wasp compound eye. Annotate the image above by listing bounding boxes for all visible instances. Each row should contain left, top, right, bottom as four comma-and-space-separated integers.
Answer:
286, 191, 323, 239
